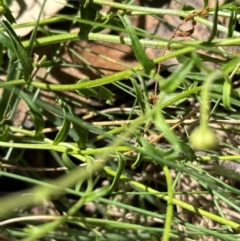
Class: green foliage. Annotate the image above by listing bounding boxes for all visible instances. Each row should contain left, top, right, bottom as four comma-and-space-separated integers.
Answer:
78, 0, 102, 39
119, 13, 155, 76
207, 0, 219, 42
76, 79, 114, 104
19, 91, 45, 134
161, 57, 194, 93
0, 1, 240, 241
0, 0, 15, 23
179, 3, 195, 20
53, 99, 72, 145
1, 20, 33, 81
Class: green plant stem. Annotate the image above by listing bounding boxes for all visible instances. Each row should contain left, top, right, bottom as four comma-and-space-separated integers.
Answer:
0, 141, 132, 154
12, 16, 77, 30
162, 165, 173, 241
1, 139, 240, 162
21, 31, 240, 49
0, 46, 196, 91
93, 0, 240, 37
1, 165, 240, 234
89, 85, 202, 143
200, 72, 221, 127
21, 183, 95, 241
9, 85, 202, 146
108, 153, 126, 194
104, 166, 240, 230
94, 0, 190, 16
0, 215, 236, 240
5, 7, 240, 33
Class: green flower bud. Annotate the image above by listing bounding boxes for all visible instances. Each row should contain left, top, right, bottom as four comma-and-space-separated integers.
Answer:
189, 126, 218, 150
0, 6, 5, 14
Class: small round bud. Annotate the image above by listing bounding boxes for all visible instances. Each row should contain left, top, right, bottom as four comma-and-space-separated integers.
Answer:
117, 10, 125, 16
189, 126, 218, 150
0, 6, 5, 14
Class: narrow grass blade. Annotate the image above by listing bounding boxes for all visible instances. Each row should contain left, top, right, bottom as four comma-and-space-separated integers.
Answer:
0, 0, 15, 23
222, 76, 232, 110
62, 152, 78, 171
28, 0, 48, 55
0, 32, 14, 50
130, 77, 146, 114
207, 0, 218, 42
1, 20, 33, 81
78, 1, 101, 39
161, 57, 194, 93
76, 79, 114, 105
53, 99, 71, 145
118, 14, 155, 76
19, 91, 44, 134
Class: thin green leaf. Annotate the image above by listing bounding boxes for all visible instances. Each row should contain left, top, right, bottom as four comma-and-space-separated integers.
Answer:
181, 4, 195, 11
140, 137, 162, 157
221, 57, 240, 74
153, 106, 181, 152
219, 2, 239, 11
176, 54, 188, 64
227, 10, 237, 37
180, 4, 195, 20
62, 152, 78, 171
78, 0, 101, 39
6, 49, 20, 80
1, 0, 15, 23
207, 0, 218, 43
0, 50, 20, 124
130, 77, 146, 114
28, 0, 47, 55
53, 100, 71, 145
76, 79, 114, 104
118, 14, 155, 76
0, 125, 9, 141
0, 32, 14, 50
161, 58, 193, 93
19, 91, 44, 134
72, 122, 88, 149
108, 153, 126, 194
92, 12, 115, 33
0, 42, 3, 66
186, 72, 207, 81
203, 0, 209, 8
0, 149, 24, 164
84, 185, 110, 202
1, 20, 33, 81
55, 99, 89, 149
222, 76, 232, 110
75, 178, 84, 192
